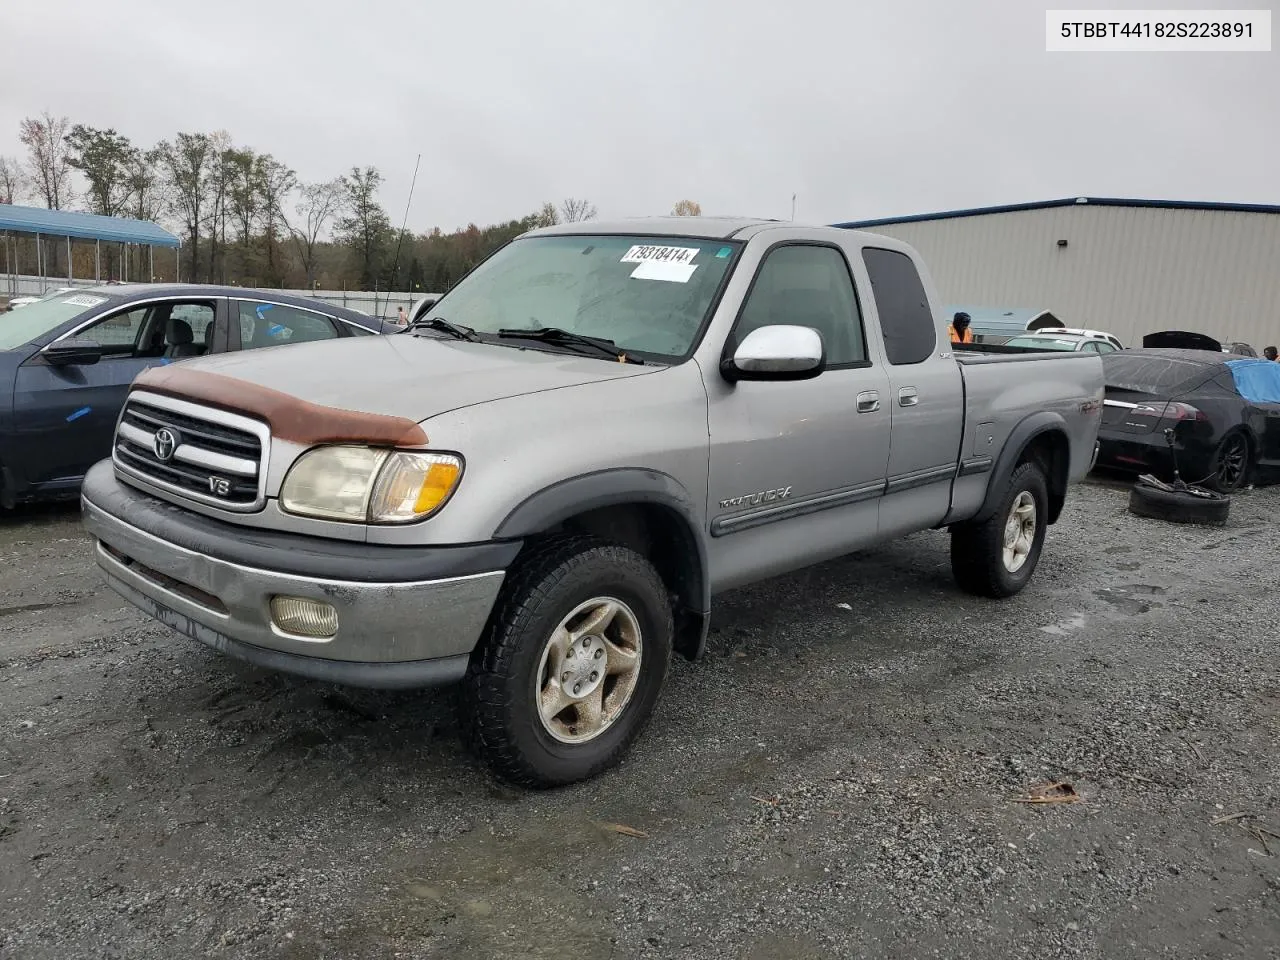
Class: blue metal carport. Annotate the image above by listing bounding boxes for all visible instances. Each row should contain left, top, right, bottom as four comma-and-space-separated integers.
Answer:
1, 203, 181, 296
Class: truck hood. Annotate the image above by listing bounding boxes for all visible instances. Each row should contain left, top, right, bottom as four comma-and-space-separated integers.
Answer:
172, 333, 657, 422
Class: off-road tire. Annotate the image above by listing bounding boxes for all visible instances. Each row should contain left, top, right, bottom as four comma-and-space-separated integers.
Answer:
459, 536, 673, 788
1128, 481, 1229, 525
950, 460, 1049, 599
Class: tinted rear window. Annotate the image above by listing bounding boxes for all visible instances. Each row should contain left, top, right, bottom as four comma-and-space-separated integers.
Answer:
861, 248, 936, 365
1101, 353, 1214, 393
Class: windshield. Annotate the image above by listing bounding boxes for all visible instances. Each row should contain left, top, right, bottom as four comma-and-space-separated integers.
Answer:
1005, 336, 1079, 351
0, 292, 110, 351
421, 234, 741, 359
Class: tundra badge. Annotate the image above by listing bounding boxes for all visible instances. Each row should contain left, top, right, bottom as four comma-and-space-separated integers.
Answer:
719, 486, 792, 510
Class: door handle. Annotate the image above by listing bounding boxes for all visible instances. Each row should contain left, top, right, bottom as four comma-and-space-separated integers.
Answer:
898, 386, 919, 407
856, 391, 880, 413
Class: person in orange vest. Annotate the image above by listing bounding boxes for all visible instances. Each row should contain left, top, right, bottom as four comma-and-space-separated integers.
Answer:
949, 311, 974, 344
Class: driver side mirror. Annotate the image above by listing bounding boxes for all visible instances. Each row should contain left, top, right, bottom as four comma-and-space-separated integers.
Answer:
409, 296, 438, 323
42, 339, 103, 367
721, 325, 825, 383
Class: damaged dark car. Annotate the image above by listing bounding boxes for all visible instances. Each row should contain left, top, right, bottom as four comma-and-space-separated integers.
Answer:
1096, 348, 1280, 492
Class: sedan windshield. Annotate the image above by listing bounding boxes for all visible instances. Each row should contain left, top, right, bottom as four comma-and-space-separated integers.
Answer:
0, 292, 109, 350
420, 235, 741, 359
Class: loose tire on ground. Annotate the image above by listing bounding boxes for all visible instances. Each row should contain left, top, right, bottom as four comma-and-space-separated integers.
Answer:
459, 535, 673, 788
950, 460, 1049, 599
1127, 481, 1229, 525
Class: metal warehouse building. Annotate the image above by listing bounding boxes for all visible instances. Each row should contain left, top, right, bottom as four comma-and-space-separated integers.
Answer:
835, 197, 1280, 350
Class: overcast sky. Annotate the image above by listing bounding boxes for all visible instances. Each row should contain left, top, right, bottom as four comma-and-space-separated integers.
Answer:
2, 0, 1276, 232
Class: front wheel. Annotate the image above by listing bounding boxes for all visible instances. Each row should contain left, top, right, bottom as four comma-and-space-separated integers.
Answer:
459, 537, 673, 788
950, 460, 1049, 598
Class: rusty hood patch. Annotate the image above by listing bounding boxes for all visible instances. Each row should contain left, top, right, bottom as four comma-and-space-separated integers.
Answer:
131, 365, 429, 447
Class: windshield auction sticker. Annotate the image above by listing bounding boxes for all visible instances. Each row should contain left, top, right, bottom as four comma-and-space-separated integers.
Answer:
620, 245, 700, 265
621, 245, 700, 282
61, 295, 108, 308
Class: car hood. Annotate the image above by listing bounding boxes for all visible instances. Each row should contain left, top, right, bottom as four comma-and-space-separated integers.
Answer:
1142, 330, 1222, 352
161, 333, 658, 422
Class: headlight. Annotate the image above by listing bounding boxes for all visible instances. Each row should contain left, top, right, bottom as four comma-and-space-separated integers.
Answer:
280, 446, 463, 523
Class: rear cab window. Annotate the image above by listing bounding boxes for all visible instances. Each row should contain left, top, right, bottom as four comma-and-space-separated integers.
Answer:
860, 248, 936, 365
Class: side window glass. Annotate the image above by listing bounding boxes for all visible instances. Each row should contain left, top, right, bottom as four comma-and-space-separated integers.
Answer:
1096, 342, 1116, 354
734, 245, 866, 366
238, 302, 339, 351
85, 307, 149, 357
170, 303, 215, 347
163, 302, 215, 357
861, 248, 937, 365
1081, 341, 1100, 353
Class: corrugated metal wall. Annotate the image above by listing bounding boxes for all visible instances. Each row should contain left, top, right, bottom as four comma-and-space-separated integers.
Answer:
857, 205, 1280, 349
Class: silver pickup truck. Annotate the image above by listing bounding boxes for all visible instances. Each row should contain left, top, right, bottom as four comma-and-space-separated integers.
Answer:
81, 218, 1103, 786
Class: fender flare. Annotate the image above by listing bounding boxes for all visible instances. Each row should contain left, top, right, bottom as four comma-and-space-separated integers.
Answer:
494, 468, 712, 657
970, 411, 1070, 525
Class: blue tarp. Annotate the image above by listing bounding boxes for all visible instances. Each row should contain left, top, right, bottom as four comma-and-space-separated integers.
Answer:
1225, 358, 1280, 404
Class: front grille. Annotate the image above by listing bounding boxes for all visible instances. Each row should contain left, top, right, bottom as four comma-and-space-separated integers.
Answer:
113, 394, 267, 510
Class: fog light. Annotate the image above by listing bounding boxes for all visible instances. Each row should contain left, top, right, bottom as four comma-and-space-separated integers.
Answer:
270, 596, 339, 639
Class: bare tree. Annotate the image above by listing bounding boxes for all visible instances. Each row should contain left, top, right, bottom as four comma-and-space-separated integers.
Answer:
671, 199, 702, 217
256, 156, 297, 281
289, 178, 346, 288
19, 112, 74, 209
535, 202, 560, 228
0, 156, 23, 205
158, 132, 214, 281
125, 148, 168, 223
559, 197, 597, 222
205, 131, 235, 283
336, 166, 392, 290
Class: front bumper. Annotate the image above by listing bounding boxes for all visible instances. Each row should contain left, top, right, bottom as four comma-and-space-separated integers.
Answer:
81, 461, 518, 689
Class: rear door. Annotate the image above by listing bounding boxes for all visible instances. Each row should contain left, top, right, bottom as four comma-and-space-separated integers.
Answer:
11, 297, 225, 486
859, 246, 965, 536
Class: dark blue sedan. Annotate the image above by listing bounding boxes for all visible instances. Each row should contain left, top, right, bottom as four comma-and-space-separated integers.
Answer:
0, 284, 395, 506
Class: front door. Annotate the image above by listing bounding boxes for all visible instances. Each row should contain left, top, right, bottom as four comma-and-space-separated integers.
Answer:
11, 297, 225, 488
859, 246, 964, 538
706, 241, 891, 592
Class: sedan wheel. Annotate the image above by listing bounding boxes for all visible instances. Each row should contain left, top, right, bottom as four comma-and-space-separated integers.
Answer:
1209, 433, 1249, 492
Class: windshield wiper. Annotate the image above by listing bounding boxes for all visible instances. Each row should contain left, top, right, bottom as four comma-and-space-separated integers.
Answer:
496, 326, 645, 364
407, 316, 479, 342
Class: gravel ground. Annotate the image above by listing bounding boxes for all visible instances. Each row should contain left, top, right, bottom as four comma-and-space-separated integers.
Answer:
1, 479, 1278, 960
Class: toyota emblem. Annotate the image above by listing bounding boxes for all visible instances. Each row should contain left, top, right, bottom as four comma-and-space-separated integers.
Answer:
153, 428, 178, 462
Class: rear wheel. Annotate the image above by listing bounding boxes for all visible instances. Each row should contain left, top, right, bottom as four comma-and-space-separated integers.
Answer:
1204, 432, 1250, 493
459, 536, 672, 788
950, 460, 1049, 598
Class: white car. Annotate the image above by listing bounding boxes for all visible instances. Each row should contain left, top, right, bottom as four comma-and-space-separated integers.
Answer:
1034, 327, 1123, 350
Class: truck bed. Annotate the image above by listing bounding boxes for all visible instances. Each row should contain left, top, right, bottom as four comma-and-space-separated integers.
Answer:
946, 348, 1105, 522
